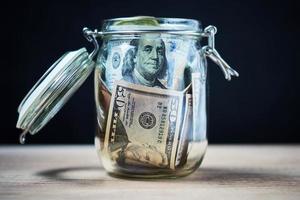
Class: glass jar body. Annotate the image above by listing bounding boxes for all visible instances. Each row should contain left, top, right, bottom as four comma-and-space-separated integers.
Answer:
94, 33, 208, 178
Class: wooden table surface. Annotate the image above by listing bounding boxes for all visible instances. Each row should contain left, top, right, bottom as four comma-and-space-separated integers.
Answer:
0, 145, 299, 199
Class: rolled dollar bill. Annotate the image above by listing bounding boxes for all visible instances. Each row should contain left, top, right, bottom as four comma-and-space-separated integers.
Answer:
192, 72, 206, 141
175, 93, 193, 167
112, 16, 159, 26
164, 37, 193, 90
104, 80, 184, 169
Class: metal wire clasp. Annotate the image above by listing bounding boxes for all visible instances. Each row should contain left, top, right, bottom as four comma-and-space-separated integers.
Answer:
201, 25, 239, 81
83, 27, 103, 60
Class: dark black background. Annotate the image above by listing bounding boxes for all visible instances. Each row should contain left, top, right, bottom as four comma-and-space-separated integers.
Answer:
2, 0, 299, 144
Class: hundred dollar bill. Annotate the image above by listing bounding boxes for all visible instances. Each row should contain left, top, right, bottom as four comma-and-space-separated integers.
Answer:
104, 40, 133, 91
104, 80, 184, 169
175, 93, 193, 167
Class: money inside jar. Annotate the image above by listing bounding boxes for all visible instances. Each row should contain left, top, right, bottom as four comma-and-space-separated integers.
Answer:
95, 17, 206, 172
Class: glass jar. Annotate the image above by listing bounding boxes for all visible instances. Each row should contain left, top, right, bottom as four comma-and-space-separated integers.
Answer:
93, 17, 238, 178
16, 16, 238, 179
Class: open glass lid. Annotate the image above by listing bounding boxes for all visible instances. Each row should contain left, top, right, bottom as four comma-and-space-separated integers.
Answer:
16, 28, 99, 144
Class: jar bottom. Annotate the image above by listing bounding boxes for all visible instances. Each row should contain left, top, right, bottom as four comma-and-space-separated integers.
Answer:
97, 140, 208, 179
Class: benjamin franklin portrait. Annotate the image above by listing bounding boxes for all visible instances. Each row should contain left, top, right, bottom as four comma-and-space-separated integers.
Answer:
122, 34, 168, 89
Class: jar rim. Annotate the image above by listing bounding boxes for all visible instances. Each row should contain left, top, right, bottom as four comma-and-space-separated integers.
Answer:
101, 16, 202, 33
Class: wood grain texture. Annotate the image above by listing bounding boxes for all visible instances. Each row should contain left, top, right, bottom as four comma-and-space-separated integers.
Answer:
0, 145, 299, 200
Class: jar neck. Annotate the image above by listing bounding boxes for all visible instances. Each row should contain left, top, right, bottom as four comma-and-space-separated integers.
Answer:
101, 17, 202, 33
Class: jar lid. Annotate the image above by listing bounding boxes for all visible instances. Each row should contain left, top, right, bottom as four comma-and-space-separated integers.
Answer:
16, 47, 95, 143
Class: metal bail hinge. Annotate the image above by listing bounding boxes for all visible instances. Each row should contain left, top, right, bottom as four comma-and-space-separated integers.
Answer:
202, 25, 239, 81
83, 27, 103, 60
